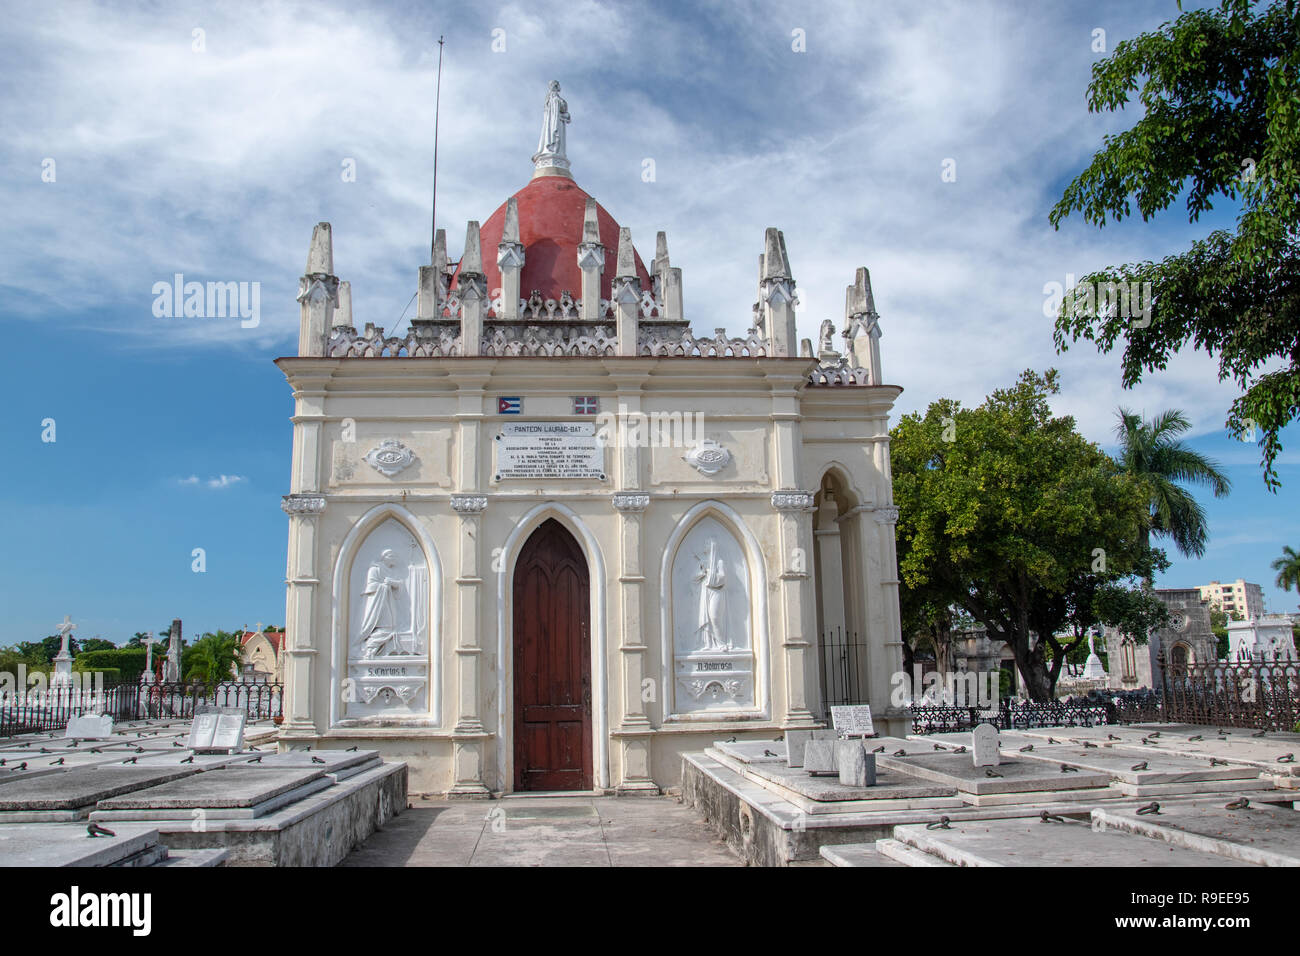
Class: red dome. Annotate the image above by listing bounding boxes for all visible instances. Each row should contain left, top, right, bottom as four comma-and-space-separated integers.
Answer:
450, 175, 652, 305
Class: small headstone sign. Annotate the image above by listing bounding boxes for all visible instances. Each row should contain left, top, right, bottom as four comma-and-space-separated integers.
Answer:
835, 739, 877, 787
830, 705, 875, 738
187, 707, 246, 753
64, 715, 113, 740
972, 722, 1001, 767
785, 728, 836, 769
803, 739, 838, 776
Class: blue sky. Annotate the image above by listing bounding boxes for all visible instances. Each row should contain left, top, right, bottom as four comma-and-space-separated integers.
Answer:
1, 0, 1296, 645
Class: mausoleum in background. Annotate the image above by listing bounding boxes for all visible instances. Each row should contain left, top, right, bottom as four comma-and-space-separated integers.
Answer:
276, 82, 907, 794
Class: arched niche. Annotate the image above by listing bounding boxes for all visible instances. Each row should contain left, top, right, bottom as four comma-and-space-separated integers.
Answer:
662, 504, 767, 718
331, 505, 441, 725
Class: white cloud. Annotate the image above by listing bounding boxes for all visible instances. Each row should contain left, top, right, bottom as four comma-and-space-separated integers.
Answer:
177, 474, 245, 489
0, 1, 1267, 449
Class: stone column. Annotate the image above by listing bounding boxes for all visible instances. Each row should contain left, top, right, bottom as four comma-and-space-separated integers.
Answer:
772, 492, 818, 728
577, 198, 605, 322
611, 228, 640, 357
857, 503, 907, 735
458, 221, 486, 357
496, 197, 524, 321
449, 493, 491, 797
759, 227, 797, 357
280, 493, 326, 738
612, 492, 657, 793
652, 231, 684, 322
297, 223, 339, 357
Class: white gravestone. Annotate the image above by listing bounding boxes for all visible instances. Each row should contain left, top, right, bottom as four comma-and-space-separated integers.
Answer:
785, 728, 836, 768
972, 722, 1001, 767
64, 715, 113, 739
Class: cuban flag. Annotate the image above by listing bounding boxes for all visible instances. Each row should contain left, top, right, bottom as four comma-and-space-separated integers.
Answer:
498, 396, 522, 414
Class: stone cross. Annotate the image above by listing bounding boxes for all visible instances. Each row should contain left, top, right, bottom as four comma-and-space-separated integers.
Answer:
141, 631, 155, 683
55, 615, 76, 658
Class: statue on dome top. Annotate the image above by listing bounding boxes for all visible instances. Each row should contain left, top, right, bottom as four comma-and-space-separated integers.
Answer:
533, 80, 571, 173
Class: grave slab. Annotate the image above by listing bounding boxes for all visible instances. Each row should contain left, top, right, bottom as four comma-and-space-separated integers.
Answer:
1092, 800, 1300, 866
97, 767, 326, 811
241, 750, 380, 778
892, 817, 1255, 867
711, 741, 786, 765
0, 767, 200, 814
875, 752, 1110, 795
706, 748, 959, 810
1012, 744, 1259, 785
0, 823, 165, 867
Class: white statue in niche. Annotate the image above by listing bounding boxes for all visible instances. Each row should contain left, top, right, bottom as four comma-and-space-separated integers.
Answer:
360, 550, 403, 658
345, 518, 430, 716
671, 516, 755, 714
693, 541, 730, 651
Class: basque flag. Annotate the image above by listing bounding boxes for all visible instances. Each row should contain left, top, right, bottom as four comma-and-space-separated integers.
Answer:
498, 396, 522, 414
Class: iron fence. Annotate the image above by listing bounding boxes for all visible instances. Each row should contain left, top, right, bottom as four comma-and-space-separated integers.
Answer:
1159, 658, 1299, 731
0, 680, 283, 738
910, 697, 1110, 734
817, 628, 866, 720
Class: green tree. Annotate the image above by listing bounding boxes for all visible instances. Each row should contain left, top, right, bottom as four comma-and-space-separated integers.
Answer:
892, 370, 1166, 700
184, 631, 244, 684
1049, 0, 1300, 489
1113, 408, 1231, 562
77, 638, 116, 654
1272, 545, 1300, 594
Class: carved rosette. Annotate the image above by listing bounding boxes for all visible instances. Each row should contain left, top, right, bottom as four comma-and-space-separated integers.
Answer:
281, 494, 327, 516
872, 505, 900, 525
364, 439, 416, 477
450, 495, 488, 515
612, 493, 650, 513
683, 439, 732, 476
771, 492, 816, 512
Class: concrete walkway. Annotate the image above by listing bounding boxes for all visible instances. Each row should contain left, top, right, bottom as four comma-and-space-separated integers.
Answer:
340, 795, 743, 867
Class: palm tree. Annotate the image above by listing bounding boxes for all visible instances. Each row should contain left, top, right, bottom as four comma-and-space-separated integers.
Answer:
184, 631, 244, 684
1273, 546, 1300, 594
1113, 408, 1231, 561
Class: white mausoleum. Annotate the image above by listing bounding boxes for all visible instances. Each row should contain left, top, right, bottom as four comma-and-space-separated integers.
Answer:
277, 82, 906, 794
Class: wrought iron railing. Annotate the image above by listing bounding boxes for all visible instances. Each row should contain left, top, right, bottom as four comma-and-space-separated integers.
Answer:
910, 698, 1110, 734
0, 680, 283, 738
816, 628, 866, 720
1159, 658, 1299, 731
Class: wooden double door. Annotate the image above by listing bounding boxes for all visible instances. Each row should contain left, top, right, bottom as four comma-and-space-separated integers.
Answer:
512, 519, 593, 791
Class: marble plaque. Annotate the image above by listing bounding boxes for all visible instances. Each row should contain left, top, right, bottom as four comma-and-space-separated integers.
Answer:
494, 422, 605, 480
187, 714, 219, 750
831, 705, 874, 737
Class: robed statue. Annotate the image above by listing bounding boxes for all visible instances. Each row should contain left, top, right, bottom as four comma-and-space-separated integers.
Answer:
533, 80, 571, 166
693, 541, 730, 651
360, 549, 403, 658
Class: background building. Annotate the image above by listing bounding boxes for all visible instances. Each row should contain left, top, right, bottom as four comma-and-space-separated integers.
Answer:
1197, 579, 1265, 619
1106, 588, 1218, 690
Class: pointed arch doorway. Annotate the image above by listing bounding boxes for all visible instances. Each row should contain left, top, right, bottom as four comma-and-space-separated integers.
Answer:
512, 518, 593, 791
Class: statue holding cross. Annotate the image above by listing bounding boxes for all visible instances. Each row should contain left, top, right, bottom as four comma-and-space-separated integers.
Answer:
53, 615, 76, 685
